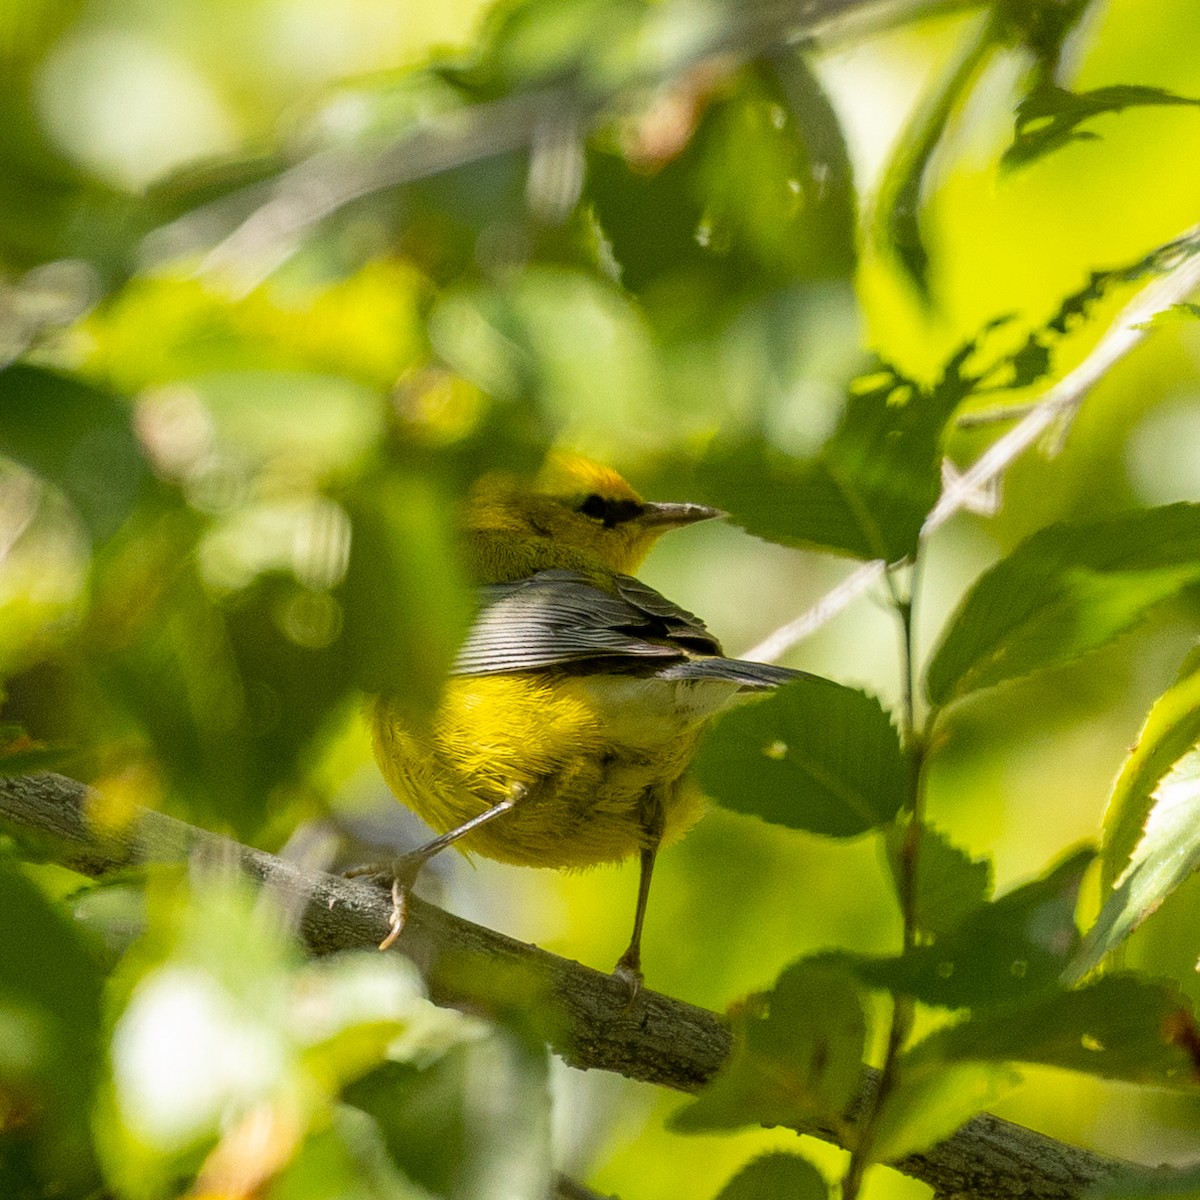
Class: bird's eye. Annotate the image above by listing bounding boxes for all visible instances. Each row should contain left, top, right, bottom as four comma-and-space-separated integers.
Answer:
576, 494, 644, 528
579, 494, 608, 520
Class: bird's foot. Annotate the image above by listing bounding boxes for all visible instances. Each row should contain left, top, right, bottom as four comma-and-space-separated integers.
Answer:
344, 852, 428, 951
612, 949, 644, 1010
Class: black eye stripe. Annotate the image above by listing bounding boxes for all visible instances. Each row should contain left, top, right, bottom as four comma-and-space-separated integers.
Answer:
577, 494, 644, 528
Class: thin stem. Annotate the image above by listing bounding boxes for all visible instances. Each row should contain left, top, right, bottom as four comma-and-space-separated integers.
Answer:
881, 563, 920, 746
841, 561, 928, 1200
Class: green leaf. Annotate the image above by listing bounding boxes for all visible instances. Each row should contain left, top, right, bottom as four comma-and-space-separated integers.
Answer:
1071, 744, 1200, 980
713, 1152, 829, 1200
1133, 301, 1200, 332
272, 1105, 432, 1200
770, 51, 857, 278
694, 435, 907, 562
883, 823, 993, 939
695, 675, 907, 837
841, 847, 1091, 1009
0, 855, 104, 1191
671, 962, 867, 1136
468, 0, 645, 93
873, 974, 1200, 1161
0, 363, 153, 541
906, 974, 1199, 1087
1004, 83, 1200, 169
926, 504, 1200, 707
344, 1057, 472, 1197
955, 227, 1200, 417
1100, 649, 1200, 895
872, 1060, 1020, 1163
874, 14, 1000, 295
586, 58, 855, 324
693, 335, 988, 562
338, 472, 475, 715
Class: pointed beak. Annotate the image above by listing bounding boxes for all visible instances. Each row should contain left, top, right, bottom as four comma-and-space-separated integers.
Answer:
638, 501, 726, 528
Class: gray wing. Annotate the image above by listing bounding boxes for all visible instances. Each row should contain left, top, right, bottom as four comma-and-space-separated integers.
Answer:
655, 657, 806, 688
452, 568, 806, 690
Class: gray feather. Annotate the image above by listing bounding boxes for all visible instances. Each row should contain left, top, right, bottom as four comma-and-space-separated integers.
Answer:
451, 569, 804, 691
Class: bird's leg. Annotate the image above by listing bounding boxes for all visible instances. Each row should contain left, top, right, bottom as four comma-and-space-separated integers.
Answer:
613, 791, 665, 1003
612, 844, 658, 1002
346, 782, 525, 951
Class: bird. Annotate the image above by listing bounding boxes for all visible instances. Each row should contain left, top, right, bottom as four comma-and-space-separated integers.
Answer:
358, 454, 803, 995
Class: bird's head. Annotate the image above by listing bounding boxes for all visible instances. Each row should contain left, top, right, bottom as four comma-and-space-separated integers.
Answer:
466, 454, 723, 578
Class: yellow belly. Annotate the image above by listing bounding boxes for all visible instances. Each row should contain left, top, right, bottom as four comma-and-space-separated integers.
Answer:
369, 673, 736, 869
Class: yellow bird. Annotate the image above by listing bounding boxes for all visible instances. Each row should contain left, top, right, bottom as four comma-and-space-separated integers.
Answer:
362, 455, 801, 993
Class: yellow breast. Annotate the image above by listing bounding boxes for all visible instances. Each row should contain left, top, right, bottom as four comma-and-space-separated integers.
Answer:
369, 672, 739, 869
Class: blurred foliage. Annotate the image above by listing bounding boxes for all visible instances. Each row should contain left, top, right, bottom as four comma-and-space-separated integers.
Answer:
4, 0, 1200, 1197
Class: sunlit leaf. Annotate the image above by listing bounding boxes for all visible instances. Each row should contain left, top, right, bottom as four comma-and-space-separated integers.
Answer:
1133, 301, 1200, 332
695, 675, 906, 837
1005, 83, 1200, 169
100, 871, 484, 1196
83, 263, 427, 396
296, 954, 485, 1084
671, 962, 866, 1136
926, 505, 1200, 707
1072, 743, 1200, 980
1097, 649, 1200, 896
947, 227, 1200, 415
874, 15, 1000, 294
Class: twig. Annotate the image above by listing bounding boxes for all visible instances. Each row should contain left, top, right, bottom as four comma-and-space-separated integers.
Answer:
0, 771, 1129, 1200
746, 221, 1200, 663
742, 558, 885, 664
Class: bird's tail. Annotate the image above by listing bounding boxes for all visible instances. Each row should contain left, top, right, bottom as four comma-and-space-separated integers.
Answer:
657, 658, 806, 689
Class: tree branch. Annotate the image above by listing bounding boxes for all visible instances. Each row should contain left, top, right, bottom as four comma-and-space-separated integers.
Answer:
0, 771, 1128, 1199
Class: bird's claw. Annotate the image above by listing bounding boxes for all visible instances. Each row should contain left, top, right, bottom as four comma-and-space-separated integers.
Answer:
379, 875, 410, 950
345, 853, 427, 951
612, 953, 644, 1010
